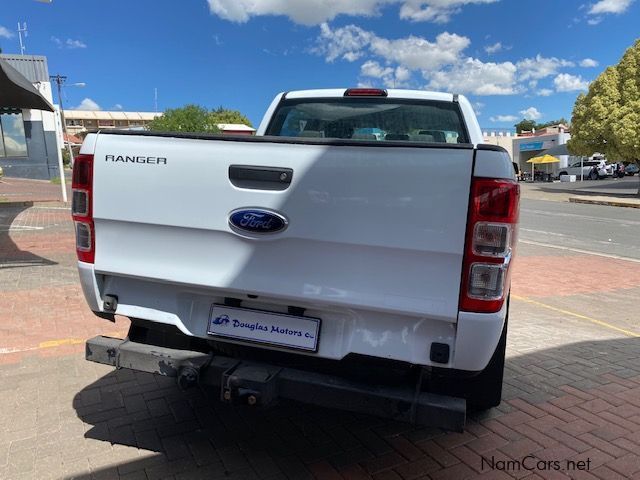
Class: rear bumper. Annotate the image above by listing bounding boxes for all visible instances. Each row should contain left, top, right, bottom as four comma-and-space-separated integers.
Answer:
79, 261, 507, 371
86, 335, 466, 431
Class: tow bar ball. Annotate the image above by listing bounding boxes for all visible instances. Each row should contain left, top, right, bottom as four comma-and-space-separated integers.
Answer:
177, 366, 199, 390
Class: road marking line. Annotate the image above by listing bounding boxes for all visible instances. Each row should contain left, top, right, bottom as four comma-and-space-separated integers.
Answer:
518, 239, 640, 263
512, 294, 640, 338
0, 331, 126, 355
521, 208, 640, 225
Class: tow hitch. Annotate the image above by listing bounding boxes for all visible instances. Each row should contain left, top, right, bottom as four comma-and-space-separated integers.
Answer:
86, 336, 466, 431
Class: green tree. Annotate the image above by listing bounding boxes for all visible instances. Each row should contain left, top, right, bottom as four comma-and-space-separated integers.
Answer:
148, 105, 219, 133
514, 119, 537, 134
209, 107, 253, 127
569, 39, 640, 167
536, 118, 569, 129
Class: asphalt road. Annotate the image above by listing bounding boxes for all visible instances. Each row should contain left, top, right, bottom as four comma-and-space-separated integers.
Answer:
519, 197, 640, 261
538, 175, 639, 196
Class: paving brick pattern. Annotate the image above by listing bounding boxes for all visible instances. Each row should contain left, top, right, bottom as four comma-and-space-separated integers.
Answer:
1, 204, 640, 479
0, 177, 71, 204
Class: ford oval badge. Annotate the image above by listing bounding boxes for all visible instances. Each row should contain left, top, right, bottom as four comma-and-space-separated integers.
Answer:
229, 208, 288, 234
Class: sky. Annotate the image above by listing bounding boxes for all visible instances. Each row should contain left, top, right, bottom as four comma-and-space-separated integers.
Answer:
0, 0, 638, 130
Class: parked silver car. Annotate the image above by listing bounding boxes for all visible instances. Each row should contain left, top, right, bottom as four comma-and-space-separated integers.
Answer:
559, 160, 611, 180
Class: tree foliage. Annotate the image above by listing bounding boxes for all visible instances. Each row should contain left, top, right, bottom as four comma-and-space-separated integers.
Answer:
148, 105, 219, 133
210, 107, 253, 127
514, 118, 569, 134
148, 106, 253, 134
568, 39, 640, 161
514, 119, 537, 134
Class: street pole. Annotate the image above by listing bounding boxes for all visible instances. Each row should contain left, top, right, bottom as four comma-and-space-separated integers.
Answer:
17, 22, 27, 55
50, 74, 70, 203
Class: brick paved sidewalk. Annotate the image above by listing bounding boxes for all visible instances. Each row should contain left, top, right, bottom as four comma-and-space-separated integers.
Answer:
0, 176, 71, 204
1, 204, 640, 480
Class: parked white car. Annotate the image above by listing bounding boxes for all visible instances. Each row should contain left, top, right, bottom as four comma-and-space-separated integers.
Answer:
559, 159, 612, 180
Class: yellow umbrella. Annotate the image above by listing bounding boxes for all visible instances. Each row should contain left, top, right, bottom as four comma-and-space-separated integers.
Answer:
526, 154, 560, 181
526, 154, 560, 164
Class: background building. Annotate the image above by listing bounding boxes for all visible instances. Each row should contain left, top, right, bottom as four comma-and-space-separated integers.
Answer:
482, 131, 514, 160
0, 54, 62, 180
64, 113, 256, 136
512, 125, 573, 176
64, 110, 162, 136
216, 123, 256, 135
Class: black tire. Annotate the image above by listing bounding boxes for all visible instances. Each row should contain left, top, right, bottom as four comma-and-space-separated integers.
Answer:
589, 171, 598, 180
559, 171, 568, 177
427, 313, 508, 411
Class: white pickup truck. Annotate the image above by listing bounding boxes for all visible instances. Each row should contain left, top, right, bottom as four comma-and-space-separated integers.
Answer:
75, 89, 519, 431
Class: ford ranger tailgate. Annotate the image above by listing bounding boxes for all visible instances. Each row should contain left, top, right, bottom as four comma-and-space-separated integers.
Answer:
92, 133, 473, 323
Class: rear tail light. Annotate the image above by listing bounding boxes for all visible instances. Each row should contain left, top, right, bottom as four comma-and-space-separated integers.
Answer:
71, 154, 95, 263
344, 88, 388, 97
460, 178, 519, 313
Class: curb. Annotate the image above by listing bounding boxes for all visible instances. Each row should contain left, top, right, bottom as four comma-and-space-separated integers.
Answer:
0, 201, 35, 208
569, 196, 640, 208
0, 200, 70, 209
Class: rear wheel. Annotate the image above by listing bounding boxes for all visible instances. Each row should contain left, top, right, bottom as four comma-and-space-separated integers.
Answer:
559, 171, 568, 177
428, 314, 508, 411
589, 171, 598, 180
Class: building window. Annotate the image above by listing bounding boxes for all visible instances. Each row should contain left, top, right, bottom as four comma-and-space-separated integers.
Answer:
0, 111, 28, 158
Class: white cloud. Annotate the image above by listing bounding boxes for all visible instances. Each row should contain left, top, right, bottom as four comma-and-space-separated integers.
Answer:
427, 57, 519, 95
113, 104, 123, 110
490, 115, 518, 122
316, 25, 586, 97
516, 54, 574, 81
520, 106, 542, 120
395, 66, 411, 83
73, 98, 101, 111
484, 41, 502, 54
370, 31, 470, 70
315, 23, 373, 62
360, 60, 412, 87
207, 0, 390, 25
207, 0, 499, 25
554, 73, 590, 92
66, 38, 87, 49
472, 101, 484, 115
52, 36, 87, 49
360, 60, 394, 78
579, 58, 599, 67
588, 0, 634, 14
315, 24, 469, 71
587, 17, 602, 24
399, 0, 499, 23
0, 26, 14, 39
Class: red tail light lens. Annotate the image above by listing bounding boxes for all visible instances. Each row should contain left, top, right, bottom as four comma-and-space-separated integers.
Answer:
71, 154, 95, 263
344, 88, 388, 97
460, 178, 519, 313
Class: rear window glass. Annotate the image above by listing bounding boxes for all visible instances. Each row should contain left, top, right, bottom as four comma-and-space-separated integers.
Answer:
266, 98, 469, 144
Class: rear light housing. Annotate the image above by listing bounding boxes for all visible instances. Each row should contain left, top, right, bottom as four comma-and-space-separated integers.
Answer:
460, 178, 519, 313
71, 154, 95, 263
344, 88, 388, 97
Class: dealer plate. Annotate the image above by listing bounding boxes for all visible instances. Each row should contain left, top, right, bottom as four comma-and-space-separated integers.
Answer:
207, 304, 320, 352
